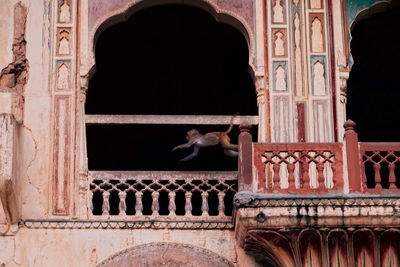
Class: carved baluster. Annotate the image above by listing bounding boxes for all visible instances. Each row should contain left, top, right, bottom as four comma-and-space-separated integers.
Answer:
201, 192, 209, 216
373, 162, 382, 189
218, 192, 225, 216
287, 161, 295, 189
331, 161, 337, 189
272, 160, 281, 190
317, 161, 325, 189
102, 191, 110, 215
302, 158, 310, 189
151, 191, 160, 216
388, 162, 396, 189
118, 191, 126, 216
185, 192, 193, 215
89, 190, 94, 214
135, 191, 143, 216
168, 191, 176, 216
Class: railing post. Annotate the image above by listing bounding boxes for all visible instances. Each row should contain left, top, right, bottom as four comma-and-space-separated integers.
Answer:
344, 120, 362, 192
238, 123, 253, 191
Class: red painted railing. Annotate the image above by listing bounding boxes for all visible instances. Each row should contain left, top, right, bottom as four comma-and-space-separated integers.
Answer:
238, 121, 400, 194
238, 125, 343, 194
253, 143, 343, 193
359, 143, 400, 192
344, 120, 400, 193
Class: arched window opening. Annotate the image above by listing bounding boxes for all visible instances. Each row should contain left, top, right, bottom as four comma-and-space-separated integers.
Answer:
346, 1, 400, 142
86, 4, 258, 171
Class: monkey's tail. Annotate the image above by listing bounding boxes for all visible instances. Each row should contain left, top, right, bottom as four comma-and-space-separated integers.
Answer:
224, 112, 239, 134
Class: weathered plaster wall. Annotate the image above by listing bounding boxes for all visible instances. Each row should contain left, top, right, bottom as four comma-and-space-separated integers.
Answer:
17, 0, 52, 219
0, 0, 52, 220
0, 1, 14, 71
0, 228, 255, 266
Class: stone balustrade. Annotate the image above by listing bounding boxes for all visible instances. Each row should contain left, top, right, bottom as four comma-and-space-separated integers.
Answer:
359, 143, 400, 191
89, 171, 237, 224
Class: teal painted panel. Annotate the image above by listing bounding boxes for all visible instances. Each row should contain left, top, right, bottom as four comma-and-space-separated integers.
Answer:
345, 0, 389, 29
345, 0, 389, 64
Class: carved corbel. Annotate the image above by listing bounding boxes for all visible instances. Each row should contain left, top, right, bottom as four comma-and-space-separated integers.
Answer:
79, 73, 89, 103
338, 69, 349, 104
255, 75, 266, 106
336, 50, 350, 104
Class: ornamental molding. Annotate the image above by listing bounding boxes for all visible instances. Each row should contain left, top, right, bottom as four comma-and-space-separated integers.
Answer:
22, 219, 233, 229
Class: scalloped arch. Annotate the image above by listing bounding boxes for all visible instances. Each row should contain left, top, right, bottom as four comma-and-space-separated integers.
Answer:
88, 0, 255, 77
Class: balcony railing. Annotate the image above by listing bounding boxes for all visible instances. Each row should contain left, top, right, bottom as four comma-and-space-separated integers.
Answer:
253, 143, 343, 193
89, 171, 237, 224
359, 143, 400, 191
238, 121, 400, 195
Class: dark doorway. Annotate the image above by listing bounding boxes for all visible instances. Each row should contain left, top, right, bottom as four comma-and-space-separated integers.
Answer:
86, 4, 257, 171
346, 0, 400, 141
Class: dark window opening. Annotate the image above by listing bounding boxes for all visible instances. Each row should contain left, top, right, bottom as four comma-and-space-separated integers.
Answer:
87, 124, 257, 171
346, 1, 400, 142
86, 4, 257, 171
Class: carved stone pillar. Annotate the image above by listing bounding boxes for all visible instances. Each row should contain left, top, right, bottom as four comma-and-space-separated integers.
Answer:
78, 73, 89, 219
255, 75, 267, 142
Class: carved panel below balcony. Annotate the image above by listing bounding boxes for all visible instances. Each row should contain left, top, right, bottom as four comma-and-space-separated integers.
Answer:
234, 192, 400, 266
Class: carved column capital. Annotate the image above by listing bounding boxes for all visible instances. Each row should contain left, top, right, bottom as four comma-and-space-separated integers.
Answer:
255, 75, 266, 106
338, 69, 349, 104
79, 73, 89, 103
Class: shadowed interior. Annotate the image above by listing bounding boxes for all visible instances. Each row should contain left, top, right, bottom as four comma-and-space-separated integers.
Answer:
86, 4, 257, 170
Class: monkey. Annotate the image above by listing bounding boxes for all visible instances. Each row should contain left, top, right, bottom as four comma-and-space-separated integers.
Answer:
172, 114, 239, 162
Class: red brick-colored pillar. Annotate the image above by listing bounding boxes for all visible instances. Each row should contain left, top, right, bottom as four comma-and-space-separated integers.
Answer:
344, 120, 362, 192
238, 124, 253, 191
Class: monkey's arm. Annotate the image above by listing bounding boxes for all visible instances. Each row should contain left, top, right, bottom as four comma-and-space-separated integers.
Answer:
224, 149, 238, 157
179, 145, 200, 162
172, 139, 195, 151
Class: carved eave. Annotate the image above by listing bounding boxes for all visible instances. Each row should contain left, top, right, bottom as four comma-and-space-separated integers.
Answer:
234, 191, 400, 247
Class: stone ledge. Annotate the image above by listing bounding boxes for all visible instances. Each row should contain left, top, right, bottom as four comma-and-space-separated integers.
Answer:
21, 219, 234, 229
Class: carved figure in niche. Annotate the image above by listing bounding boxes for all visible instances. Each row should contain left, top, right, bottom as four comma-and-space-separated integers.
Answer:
274, 31, 285, 56
313, 61, 326, 95
58, 30, 70, 55
57, 63, 70, 89
311, 17, 324, 52
275, 65, 286, 91
294, 13, 303, 96
310, 0, 322, 9
273, 0, 284, 23
59, 0, 70, 23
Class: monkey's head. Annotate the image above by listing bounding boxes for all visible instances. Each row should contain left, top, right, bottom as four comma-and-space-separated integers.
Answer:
186, 129, 199, 140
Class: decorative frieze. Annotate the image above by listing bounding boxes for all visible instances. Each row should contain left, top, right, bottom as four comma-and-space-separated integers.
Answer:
51, 0, 76, 216
22, 219, 234, 229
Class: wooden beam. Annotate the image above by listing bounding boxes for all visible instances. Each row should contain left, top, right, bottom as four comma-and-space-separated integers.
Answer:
85, 115, 259, 125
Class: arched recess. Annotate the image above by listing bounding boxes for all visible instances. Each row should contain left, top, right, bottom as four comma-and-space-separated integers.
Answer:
96, 242, 235, 267
85, 3, 258, 171
244, 231, 296, 267
346, 0, 400, 141
327, 230, 349, 267
298, 229, 323, 267
353, 229, 375, 266
380, 229, 400, 267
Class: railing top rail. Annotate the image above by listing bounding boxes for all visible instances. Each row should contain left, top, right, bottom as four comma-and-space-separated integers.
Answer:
89, 171, 238, 181
254, 142, 342, 150
359, 142, 400, 151
85, 115, 259, 125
